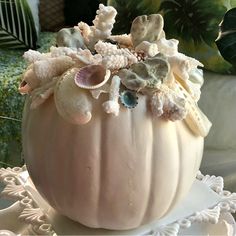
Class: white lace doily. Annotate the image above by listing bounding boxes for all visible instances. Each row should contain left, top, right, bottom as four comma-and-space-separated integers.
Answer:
0, 166, 235, 235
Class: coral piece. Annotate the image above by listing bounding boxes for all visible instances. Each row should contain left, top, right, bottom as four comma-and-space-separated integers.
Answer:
156, 38, 179, 57
74, 64, 111, 89
79, 4, 117, 49
108, 34, 133, 47
33, 56, 74, 81
130, 14, 164, 47
118, 54, 170, 93
54, 68, 92, 125
20, 55, 74, 94
49, 46, 77, 57
120, 90, 138, 109
56, 28, 86, 49
167, 53, 203, 81
94, 41, 138, 69
150, 85, 187, 121
19, 65, 40, 94
23, 50, 48, 63
70, 49, 103, 67
135, 41, 159, 57
76, 22, 91, 45
103, 75, 121, 116
94, 40, 118, 56
102, 55, 129, 70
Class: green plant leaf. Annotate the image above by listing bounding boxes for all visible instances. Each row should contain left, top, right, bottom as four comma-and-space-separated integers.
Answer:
0, 0, 37, 49
216, 7, 236, 66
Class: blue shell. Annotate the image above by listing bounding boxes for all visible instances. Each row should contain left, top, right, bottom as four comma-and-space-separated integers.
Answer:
120, 90, 138, 109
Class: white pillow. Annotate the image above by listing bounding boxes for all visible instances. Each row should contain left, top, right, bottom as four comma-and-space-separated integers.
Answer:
199, 71, 236, 150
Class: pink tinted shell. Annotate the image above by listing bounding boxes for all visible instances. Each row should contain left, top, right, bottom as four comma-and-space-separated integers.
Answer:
74, 65, 111, 90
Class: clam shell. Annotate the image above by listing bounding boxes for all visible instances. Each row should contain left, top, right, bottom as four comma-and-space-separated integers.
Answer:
74, 65, 111, 90
120, 90, 138, 109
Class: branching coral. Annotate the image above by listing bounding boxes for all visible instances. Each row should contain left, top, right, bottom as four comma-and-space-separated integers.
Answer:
108, 34, 133, 47
103, 75, 121, 116
78, 4, 117, 50
94, 40, 137, 69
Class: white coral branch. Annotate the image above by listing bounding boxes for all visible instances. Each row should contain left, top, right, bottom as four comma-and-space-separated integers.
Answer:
49, 46, 77, 57
135, 41, 159, 57
109, 34, 133, 47
84, 4, 117, 49
156, 38, 179, 57
77, 22, 91, 45
95, 41, 137, 69
102, 55, 129, 70
70, 49, 103, 66
23, 50, 49, 63
151, 84, 187, 121
168, 53, 203, 81
103, 75, 121, 116
33, 56, 74, 81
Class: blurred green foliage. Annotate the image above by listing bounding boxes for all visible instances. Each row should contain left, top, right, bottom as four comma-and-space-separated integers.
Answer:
0, 32, 56, 168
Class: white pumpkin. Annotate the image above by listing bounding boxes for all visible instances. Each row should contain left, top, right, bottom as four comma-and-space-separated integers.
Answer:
22, 88, 203, 230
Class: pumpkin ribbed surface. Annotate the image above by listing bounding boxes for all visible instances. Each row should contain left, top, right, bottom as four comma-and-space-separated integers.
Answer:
22, 95, 203, 230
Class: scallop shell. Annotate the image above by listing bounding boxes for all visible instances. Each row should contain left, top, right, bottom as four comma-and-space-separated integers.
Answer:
74, 65, 111, 90
120, 90, 138, 109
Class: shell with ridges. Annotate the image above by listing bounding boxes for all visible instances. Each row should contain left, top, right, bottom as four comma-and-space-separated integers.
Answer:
74, 64, 111, 90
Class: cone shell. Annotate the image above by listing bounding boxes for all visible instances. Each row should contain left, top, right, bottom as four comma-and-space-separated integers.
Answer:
74, 65, 111, 90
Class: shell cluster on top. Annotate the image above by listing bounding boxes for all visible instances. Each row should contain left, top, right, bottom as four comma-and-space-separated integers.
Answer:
19, 4, 211, 137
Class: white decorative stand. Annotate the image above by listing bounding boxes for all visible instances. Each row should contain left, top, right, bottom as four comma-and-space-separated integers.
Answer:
0, 166, 236, 236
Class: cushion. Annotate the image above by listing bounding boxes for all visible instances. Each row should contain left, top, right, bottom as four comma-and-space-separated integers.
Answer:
199, 71, 236, 150
0, 0, 39, 49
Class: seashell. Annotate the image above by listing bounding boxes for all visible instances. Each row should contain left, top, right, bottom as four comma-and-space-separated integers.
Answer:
19, 66, 40, 94
131, 14, 164, 47
118, 54, 170, 93
120, 90, 138, 109
135, 41, 159, 57
108, 34, 133, 47
74, 65, 111, 89
56, 28, 86, 49
156, 38, 179, 57
54, 68, 92, 125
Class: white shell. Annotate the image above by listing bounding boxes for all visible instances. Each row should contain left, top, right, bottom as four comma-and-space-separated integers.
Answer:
54, 68, 92, 125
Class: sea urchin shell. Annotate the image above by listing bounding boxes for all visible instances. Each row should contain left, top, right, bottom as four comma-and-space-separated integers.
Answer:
74, 64, 111, 90
120, 90, 138, 109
